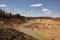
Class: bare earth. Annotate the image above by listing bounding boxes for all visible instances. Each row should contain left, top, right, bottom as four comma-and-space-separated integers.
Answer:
0, 18, 60, 40
24, 19, 60, 40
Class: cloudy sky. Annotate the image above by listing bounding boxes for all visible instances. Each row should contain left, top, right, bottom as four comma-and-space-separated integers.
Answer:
0, 0, 60, 17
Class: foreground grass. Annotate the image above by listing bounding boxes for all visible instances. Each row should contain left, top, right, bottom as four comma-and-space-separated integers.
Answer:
16, 25, 44, 40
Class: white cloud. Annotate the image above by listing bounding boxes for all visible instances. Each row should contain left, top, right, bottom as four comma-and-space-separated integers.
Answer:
0, 4, 7, 7
30, 3, 43, 7
42, 8, 52, 14
14, 9, 17, 10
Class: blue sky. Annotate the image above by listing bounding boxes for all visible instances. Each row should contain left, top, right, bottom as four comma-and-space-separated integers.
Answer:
0, 0, 60, 17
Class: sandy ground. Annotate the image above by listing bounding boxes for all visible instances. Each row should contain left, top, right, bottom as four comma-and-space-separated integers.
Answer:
25, 19, 60, 40
0, 18, 60, 40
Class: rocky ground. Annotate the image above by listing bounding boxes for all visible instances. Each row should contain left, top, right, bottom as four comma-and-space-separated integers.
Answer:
0, 27, 37, 40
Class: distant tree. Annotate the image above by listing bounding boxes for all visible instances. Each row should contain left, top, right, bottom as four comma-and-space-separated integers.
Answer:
0, 9, 2, 13
0, 9, 3, 17
16, 13, 20, 18
0, 9, 26, 20
2, 11, 6, 17
10, 12, 12, 16
9, 12, 12, 18
5, 12, 9, 18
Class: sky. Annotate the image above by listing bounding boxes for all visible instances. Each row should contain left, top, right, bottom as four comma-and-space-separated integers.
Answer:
0, 0, 60, 17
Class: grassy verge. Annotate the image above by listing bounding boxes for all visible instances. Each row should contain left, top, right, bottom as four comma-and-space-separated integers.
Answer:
16, 25, 44, 40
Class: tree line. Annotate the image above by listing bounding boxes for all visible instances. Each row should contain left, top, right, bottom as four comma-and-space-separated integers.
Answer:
0, 9, 25, 19
0, 9, 53, 20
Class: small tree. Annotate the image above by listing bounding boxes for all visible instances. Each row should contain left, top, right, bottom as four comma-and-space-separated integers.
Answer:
9, 12, 12, 18
16, 13, 20, 18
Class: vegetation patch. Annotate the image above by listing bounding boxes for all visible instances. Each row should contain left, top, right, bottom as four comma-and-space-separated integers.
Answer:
16, 25, 44, 40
